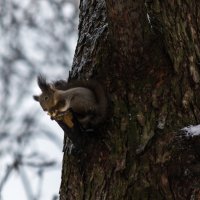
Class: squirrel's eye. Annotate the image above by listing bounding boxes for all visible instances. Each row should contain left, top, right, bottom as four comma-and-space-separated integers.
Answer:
44, 96, 49, 101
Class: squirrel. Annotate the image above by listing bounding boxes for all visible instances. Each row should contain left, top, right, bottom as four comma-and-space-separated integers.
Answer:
33, 75, 108, 129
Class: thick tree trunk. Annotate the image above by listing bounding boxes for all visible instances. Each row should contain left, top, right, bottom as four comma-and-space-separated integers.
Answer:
59, 1, 200, 199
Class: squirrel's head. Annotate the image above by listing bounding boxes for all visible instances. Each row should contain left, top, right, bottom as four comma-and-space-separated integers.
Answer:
33, 75, 55, 111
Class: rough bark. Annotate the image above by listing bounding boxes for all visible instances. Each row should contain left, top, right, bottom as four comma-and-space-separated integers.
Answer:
59, 0, 200, 200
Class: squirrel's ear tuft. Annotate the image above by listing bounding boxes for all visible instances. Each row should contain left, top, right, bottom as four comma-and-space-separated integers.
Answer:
33, 95, 39, 101
38, 75, 49, 91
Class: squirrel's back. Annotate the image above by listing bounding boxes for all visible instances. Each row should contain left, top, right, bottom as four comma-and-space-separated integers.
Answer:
53, 79, 108, 127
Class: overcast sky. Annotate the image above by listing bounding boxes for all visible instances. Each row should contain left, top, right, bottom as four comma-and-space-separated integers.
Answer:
0, 0, 78, 199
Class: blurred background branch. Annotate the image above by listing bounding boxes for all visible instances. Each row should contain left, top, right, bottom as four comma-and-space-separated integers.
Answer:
0, 0, 79, 199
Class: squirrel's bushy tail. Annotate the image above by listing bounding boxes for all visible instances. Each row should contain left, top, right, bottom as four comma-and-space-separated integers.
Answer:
84, 80, 108, 127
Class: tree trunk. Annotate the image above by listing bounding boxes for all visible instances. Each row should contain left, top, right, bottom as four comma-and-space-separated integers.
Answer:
59, 1, 200, 199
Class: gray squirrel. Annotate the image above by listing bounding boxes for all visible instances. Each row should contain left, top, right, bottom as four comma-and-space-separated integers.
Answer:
33, 75, 108, 129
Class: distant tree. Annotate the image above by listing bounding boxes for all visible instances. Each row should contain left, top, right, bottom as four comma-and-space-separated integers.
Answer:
0, 0, 78, 199
59, 1, 200, 200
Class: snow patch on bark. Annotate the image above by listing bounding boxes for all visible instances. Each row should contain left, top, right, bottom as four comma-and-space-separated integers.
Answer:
181, 125, 200, 137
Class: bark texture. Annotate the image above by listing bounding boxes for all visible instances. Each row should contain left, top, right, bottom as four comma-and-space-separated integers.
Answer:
59, 0, 200, 199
